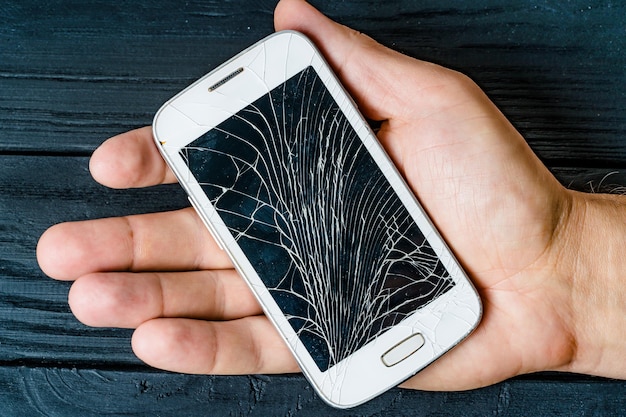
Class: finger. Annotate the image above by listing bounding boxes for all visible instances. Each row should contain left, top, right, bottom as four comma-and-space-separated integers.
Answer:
68, 269, 261, 328
37, 208, 231, 281
274, 0, 451, 122
132, 317, 299, 375
89, 126, 178, 189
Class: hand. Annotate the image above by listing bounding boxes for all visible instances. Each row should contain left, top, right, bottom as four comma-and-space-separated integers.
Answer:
37, 0, 625, 390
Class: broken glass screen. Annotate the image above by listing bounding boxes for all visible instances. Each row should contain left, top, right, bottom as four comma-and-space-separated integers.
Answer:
180, 66, 455, 372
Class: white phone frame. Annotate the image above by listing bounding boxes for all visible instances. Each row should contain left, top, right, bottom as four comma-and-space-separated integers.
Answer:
153, 31, 481, 408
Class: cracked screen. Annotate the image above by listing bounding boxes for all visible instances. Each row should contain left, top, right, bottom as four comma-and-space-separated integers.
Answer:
180, 66, 455, 372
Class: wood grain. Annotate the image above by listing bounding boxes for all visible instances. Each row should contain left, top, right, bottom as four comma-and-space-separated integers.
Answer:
1, 0, 626, 415
1, 1, 624, 163
0, 367, 623, 416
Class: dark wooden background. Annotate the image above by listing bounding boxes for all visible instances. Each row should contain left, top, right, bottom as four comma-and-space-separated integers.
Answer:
1, 0, 625, 415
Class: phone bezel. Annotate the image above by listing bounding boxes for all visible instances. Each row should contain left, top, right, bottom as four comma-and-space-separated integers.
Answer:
153, 30, 481, 408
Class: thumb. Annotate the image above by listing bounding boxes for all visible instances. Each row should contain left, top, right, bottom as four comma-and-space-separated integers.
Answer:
274, 0, 442, 122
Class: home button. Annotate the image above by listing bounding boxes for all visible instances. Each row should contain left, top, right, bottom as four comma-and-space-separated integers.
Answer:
381, 333, 425, 367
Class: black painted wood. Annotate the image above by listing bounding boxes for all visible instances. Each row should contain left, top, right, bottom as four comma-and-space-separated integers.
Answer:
1, 1, 624, 164
1, 0, 625, 415
0, 368, 624, 417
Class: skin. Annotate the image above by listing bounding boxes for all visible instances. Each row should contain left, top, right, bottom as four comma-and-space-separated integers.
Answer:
37, 0, 625, 391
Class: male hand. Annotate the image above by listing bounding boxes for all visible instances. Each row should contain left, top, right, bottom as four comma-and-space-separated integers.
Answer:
37, 0, 625, 390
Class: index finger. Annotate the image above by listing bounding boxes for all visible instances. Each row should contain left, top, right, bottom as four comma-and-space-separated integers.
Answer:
90, 126, 178, 189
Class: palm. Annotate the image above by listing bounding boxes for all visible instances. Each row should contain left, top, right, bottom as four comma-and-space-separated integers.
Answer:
374, 82, 574, 389
383, 92, 557, 285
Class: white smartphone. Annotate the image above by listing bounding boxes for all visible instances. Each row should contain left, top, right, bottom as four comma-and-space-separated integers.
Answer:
152, 31, 481, 408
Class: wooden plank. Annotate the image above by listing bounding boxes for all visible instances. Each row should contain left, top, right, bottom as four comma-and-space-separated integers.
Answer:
0, 154, 624, 363
1, 0, 624, 164
0, 367, 623, 416
1, 0, 626, 414
1, 159, 625, 414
